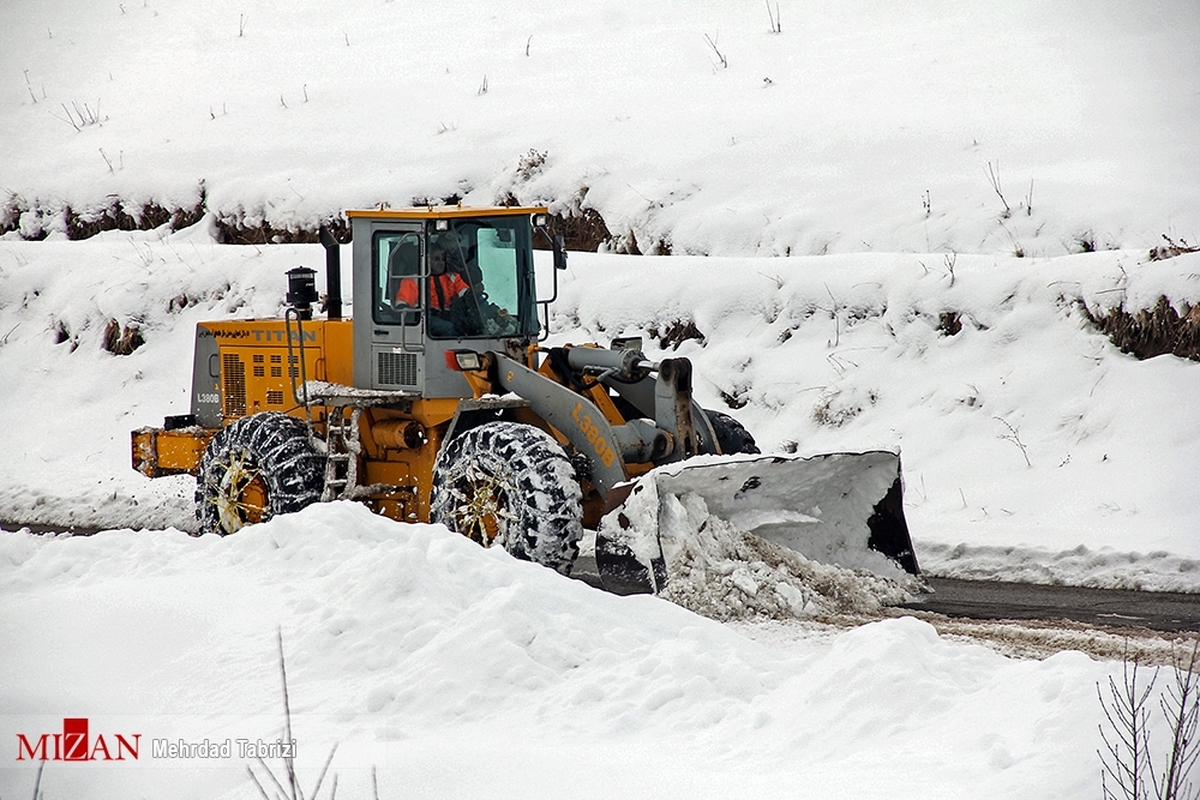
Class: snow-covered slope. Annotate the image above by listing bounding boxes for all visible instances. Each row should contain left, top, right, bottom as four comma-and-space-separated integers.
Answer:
2, 0, 1197, 255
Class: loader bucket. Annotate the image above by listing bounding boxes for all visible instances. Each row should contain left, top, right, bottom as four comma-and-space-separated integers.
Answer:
595, 451, 918, 596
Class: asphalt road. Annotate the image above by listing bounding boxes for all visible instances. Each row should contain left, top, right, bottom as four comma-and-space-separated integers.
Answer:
903, 577, 1200, 634
572, 556, 1199, 633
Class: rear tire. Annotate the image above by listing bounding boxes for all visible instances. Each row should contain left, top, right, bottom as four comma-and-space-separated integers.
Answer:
430, 421, 582, 574
702, 409, 760, 455
196, 412, 325, 536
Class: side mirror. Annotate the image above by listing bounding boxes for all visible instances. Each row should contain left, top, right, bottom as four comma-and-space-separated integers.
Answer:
553, 234, 568, 271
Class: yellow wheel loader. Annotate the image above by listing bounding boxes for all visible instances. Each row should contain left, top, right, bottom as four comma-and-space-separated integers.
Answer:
131, 205, 918, 593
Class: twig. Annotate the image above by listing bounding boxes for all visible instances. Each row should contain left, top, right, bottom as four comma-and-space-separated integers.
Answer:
58, 103, 81, 131
994, 416, 1031, 467
1098, 648, 1159, 800
824, 283, 841, 347
999, 220, 1025, 258
255, 755, 291, 800
308, 743, 339, 799
765, 0, 781, 33
703, 33, 728, 69
986, 160, 1011, 218
246, 765, 273, 800
1151, 640, 1200, 800
277, 627, 299, 800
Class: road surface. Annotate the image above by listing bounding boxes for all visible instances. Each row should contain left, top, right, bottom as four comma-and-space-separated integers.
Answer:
903, 577, 1199, 633
570, 556, 1198, 633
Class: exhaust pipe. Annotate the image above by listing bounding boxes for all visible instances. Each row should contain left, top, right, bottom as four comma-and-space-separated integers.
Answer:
318, 225, 342, 320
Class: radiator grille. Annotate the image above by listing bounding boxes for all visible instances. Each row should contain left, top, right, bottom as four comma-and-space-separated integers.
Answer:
377, 351, 418, 386
222, 353, 246, 417
266, 390, 285, 406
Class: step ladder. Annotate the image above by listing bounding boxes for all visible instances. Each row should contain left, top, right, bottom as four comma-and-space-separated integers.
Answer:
321, 406, 362, 502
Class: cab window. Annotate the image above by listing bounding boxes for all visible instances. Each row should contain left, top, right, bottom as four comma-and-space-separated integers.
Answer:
372, 231, 421, 325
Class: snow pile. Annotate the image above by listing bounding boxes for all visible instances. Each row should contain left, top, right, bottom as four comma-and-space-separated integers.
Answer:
921, 542, 1200, 593
0, 502, 1156, 799
655, 491, 916, 621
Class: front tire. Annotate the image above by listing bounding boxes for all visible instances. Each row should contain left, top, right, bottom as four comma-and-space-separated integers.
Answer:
195, 412, 325, 536
430, 421, 583, 574
701, 409, 760, 455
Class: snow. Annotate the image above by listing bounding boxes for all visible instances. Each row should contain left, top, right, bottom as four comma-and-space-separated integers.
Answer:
0, 504, 1159, 799
1, 0, 1197, 256
1, 1, 1198, 797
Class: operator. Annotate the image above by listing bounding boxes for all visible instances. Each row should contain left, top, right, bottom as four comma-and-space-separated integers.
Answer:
394, 244, 470, 311
395, 240, 516, 337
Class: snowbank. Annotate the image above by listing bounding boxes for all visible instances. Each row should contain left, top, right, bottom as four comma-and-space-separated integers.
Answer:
0, 502, 1143, 799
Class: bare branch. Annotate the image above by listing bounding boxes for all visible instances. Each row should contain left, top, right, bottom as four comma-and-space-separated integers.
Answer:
986, 160, 1011, 218
703, 33, 727, 69
277, 627, 299, 800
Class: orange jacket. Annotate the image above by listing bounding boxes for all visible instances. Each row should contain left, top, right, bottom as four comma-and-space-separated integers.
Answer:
396, 272, 470, 309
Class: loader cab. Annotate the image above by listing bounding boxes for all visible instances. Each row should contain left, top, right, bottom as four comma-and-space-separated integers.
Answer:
348, 207, 543, 398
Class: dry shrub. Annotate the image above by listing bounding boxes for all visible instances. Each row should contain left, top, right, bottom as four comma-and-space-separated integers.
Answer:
65, 199, 142, 239
540, 206, 613, 251
938, 311, 963, 336
213, 215, 349, 245
1083, 297, 1200, 362
10, 185, 207, 241
648, 318, 705, 351
102, 319, 145, 355
1149, 235, 1199, 262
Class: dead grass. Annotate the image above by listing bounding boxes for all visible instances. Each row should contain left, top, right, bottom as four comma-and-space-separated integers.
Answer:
1149, 235, 1200, 262
101, 318, 145, 355
5, 188, 207, 240
1083, 297, 1200, 362
647, 318, 706, 350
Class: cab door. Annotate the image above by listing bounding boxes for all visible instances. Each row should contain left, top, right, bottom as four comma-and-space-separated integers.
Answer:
351, 219, 426, 392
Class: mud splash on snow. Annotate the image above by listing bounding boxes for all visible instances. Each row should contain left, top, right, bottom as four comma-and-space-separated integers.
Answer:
653, 491, 920, 622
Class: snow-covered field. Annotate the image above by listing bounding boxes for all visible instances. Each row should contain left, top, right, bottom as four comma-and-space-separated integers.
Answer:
2, 1, 1198, 797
